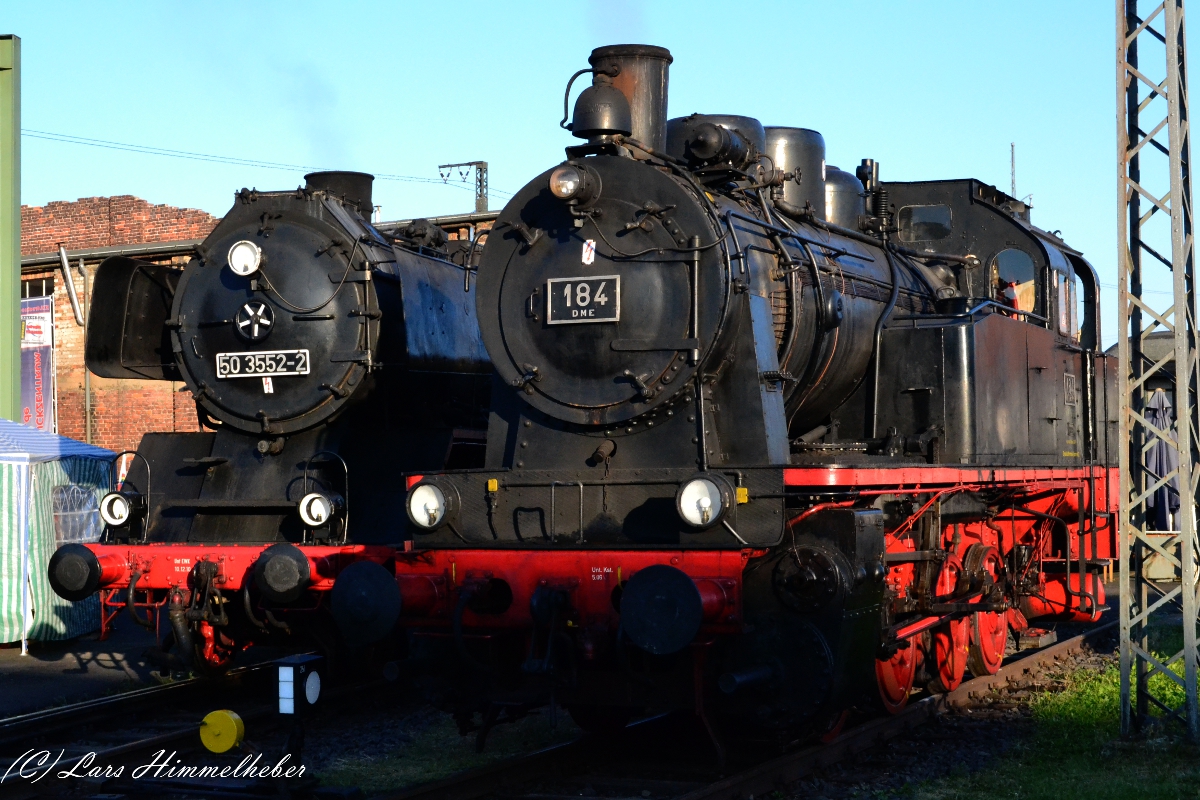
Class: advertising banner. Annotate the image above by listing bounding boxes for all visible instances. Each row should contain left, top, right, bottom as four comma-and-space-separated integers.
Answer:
20, 296, 56, 433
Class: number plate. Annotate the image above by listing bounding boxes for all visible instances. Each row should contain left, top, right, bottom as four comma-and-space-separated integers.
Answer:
216, 349, 310, 379
546, 275, 620, 325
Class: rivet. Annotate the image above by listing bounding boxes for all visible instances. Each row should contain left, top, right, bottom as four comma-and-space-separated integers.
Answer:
517, 460, 524, 467
521, 441, 528, 448
524, 420, 531, 427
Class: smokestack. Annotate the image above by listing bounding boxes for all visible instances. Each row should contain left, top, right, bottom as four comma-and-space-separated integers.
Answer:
304, 171, 374, 218
587, 45, 672, 157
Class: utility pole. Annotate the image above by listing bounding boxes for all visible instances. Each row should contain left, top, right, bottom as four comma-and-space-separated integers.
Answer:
0, 36, 18, 422
1117, 0, 1199, 737
1011, 142, 1016, 197
438, 161, 488, 213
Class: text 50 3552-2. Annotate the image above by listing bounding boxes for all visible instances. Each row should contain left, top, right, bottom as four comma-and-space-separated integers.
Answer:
216, 350, 310, 379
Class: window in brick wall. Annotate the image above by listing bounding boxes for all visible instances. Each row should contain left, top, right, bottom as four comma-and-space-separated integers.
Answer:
21, 276, 55, 297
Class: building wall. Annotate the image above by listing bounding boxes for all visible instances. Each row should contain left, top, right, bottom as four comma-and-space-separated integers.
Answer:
22, 195, 483, 453
21, 195, 219, 255
21, 196, 220, 452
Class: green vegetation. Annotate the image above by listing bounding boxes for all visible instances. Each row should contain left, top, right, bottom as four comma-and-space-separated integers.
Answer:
904, 652, 1199, 800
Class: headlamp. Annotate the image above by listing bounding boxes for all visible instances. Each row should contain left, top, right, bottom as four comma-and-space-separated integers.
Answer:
406, 479, 459, 531
99, 492, 134, 527
228, 240, 263, 277
298, 492, 336, 528
550, 166, 583, 199
675, 474, 734, 530
548, 163, 600, 205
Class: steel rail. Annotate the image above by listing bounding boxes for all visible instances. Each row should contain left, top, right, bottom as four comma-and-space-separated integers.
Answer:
380, 624, 1114, 800
675, 622, 1115, 800
0, 661, 271, 748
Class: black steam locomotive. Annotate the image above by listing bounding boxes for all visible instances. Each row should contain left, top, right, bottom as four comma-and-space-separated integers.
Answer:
48, 42, 1117, 752
48, 172, 490, 670
399, 45, 1116, 746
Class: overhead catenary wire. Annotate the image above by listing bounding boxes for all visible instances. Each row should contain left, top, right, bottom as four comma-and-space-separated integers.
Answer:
21, 128, 512, 197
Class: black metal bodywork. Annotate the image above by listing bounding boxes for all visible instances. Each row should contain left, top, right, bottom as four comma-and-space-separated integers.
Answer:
418, 166, 1117, 551
404, 44, 1118, 736
88, 176, 490, 546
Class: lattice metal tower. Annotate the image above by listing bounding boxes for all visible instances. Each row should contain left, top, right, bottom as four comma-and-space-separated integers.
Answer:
438, 161, 489, 213
1117, 0, 1200, 736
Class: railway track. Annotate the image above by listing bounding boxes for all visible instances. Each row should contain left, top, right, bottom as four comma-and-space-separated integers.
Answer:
0, 661, 273, 750
0, 625, 1113, 800
377, 623, 1116, 800
0, 660, 400, 800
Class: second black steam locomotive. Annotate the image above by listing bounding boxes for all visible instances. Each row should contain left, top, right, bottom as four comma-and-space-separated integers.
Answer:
399, 44, 1116, 744
48, 171, 489, 671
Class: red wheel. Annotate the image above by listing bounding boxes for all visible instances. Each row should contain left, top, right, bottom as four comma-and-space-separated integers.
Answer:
969, 607, 1007, 676
875, 641, 918, 713
929, 554, 968, 693
964, 544, 1008, 676
819, 709, 850, 743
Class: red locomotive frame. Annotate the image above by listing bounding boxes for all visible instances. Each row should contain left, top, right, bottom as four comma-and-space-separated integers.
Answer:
77, 462, 1115, 712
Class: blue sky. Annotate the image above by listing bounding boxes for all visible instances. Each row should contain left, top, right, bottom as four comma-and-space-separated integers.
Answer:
8, 2, 1130, 343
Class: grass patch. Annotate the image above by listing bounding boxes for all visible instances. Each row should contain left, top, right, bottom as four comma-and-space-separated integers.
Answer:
314, 708, 579, 795
903, 657, 1200, 800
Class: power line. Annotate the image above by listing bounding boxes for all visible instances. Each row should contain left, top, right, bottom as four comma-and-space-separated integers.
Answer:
21, 128, 511, 196
1099, 281, 1174, 296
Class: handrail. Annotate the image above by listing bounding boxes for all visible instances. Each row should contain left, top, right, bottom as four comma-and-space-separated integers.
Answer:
890, 299, 1048, 324
303, 451, 351, 544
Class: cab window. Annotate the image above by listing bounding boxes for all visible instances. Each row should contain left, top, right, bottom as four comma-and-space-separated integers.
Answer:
1057, 270, 1080, 339
993, 248, 1037, 315
897, 205, 952, 242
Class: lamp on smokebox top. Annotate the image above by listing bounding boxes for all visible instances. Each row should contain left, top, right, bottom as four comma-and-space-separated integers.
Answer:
548, 163, 601, 205
276, 654, 323, 715
227, 240, 263, 277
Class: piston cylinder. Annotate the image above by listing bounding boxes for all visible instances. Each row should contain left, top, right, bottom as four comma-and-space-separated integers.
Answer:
1020, 572, 1106, 623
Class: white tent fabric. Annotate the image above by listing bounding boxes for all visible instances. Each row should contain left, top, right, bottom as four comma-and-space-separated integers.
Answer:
0, 420, 113, 653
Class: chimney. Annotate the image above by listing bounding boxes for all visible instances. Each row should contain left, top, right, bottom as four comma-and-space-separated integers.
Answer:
304, 171, 374, 218
587, 45, 672, 157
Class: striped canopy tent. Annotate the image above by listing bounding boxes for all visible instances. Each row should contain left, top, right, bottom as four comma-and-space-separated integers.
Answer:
0, 420, 113, 653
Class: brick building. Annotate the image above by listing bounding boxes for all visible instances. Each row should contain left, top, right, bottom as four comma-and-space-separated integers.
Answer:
20, 193, 491, 454
20, 196, 220, 453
